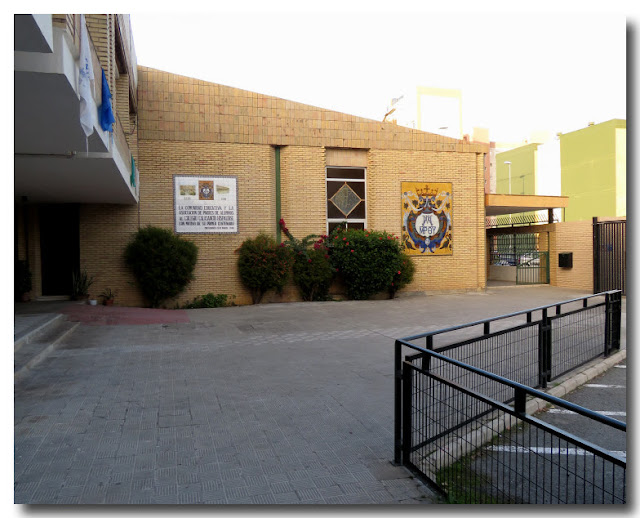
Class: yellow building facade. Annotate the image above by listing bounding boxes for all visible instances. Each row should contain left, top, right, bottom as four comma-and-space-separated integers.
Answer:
15, 15, 489, 307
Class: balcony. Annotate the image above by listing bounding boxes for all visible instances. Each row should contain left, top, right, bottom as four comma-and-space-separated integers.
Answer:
14, 14, 138, 204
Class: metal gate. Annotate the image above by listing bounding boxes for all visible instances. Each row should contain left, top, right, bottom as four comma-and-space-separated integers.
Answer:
489, 233, 549, 285
594, 218, 626, 295
517, 251, 549, 285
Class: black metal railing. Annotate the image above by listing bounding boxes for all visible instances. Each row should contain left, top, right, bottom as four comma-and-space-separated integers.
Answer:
394, 291, 624, 503
594, 218, 626, 295
486, 210, 562, 229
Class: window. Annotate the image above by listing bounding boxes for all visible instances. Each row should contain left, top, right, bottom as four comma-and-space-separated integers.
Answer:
326, 167, 366, 233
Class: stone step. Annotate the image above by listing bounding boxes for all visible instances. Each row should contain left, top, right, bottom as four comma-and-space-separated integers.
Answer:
14, 313, 65, 352
14, 320, 80, 383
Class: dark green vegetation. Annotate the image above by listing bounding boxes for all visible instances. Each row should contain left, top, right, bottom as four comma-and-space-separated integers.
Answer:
125, 226, 198, 308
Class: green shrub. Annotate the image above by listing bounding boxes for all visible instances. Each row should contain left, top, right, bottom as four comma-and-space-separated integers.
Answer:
236, 232, 293, 304
279, 219, 334, 301
327, 226, 406, 300
183, 293, 229, 309
124, 226, 198, 308
292, 247, 335, 301
388, 252, 416, 299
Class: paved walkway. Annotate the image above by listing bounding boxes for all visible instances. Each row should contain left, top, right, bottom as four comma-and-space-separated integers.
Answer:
14, 286, 625, 504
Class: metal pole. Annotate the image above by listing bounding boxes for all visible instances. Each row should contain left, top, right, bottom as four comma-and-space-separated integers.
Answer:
593, 217, 600, 294
402, 364, 413, 466
394, 341, 402, 465
604, 292, 612, 356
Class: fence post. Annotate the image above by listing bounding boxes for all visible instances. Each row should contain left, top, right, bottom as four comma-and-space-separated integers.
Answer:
593, 217, 600, 294
423, 335, 433, 372
613, 291, 622, 351
604, 291, 622, 355
538, 308, 551, 388
604, 293, 612, 356
394, 341, 402, 465
514, 387, 527, 415
402, 364, 413, 467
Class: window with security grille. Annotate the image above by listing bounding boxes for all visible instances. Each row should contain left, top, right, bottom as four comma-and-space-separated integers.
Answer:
326, 167, 366, 233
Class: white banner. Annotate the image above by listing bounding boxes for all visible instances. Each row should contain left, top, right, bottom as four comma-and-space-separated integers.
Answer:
174, 175, 238, 233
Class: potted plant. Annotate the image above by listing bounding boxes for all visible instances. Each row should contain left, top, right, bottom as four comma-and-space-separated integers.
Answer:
99, 288, 116, 306
15, 260, 32, 302
71, 269, 94, 301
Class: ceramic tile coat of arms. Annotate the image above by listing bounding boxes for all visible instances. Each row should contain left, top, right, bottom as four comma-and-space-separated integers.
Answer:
401, 182, 452, 255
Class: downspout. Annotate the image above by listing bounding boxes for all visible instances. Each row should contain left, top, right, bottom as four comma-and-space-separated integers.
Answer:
275, 146, 282, 242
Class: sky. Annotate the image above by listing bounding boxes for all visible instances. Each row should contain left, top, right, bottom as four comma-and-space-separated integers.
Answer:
129, 3, 631, 144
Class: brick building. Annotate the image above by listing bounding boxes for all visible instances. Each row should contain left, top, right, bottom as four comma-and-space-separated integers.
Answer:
15, 14, 489, 307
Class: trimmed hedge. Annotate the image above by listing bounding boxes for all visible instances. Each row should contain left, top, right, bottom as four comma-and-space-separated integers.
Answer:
124, 226, 198, 308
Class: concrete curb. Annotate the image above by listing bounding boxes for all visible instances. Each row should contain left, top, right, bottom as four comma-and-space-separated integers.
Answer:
15, 322, 80, 383
14, 314, 64, 352
526, 349, 627, 414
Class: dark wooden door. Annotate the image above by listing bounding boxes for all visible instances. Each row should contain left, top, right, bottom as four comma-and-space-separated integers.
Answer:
39, 204, 80, 296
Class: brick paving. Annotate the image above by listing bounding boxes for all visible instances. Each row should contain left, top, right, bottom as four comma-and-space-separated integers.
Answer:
14, 286, 621, 504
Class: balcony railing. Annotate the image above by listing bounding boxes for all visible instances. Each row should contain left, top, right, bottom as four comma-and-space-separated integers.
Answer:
116, 14, 138, 95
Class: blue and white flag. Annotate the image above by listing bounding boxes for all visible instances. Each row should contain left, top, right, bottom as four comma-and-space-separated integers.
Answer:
79, 14, 96, 137
100, 68, 116, 131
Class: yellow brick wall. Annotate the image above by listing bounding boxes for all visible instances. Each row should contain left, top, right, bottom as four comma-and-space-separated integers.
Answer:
74, 67, 489, 307
142, 140, 275, 306
486, 221, 593, 292
280, 146, 327, 238
79, 204, 141, 305
116, 74, 130, 134
549, 220, 593, 291
326, 148, 368, 167
137, 67, 487, 154
368, 150, 486, 291
86, 15, 115, 99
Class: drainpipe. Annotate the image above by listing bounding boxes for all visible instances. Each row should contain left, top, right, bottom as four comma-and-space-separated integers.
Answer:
275, 146, 281, 242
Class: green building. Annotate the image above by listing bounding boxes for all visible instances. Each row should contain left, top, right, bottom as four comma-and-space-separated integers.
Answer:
494, 119, 626, 223
495, 143, 539, 196
560, 119, 626, 221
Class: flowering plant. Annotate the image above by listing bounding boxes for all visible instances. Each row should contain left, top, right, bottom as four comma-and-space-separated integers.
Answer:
326, 225, 412, 300
236, 232, 293, 304
279, 219, 334, 301
388, 252, 415, 299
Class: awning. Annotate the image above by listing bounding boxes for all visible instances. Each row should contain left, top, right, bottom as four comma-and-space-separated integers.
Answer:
485, 194, 569, 217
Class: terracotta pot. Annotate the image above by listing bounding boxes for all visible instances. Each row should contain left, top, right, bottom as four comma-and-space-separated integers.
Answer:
104, 298, 114, 306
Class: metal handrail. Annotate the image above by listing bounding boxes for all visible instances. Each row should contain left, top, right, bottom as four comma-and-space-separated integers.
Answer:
396, 338, 626, 432
400, 290, 620, 342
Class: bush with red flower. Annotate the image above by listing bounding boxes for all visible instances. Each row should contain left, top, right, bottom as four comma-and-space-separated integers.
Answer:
388, 252, 416, 299
236, 232, 293, 304
279, 219, 334, 301
326, 225, 413, 300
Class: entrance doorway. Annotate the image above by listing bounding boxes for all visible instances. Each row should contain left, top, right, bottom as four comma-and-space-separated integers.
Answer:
488, 233, 549, 285
39, 204, 80, 296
